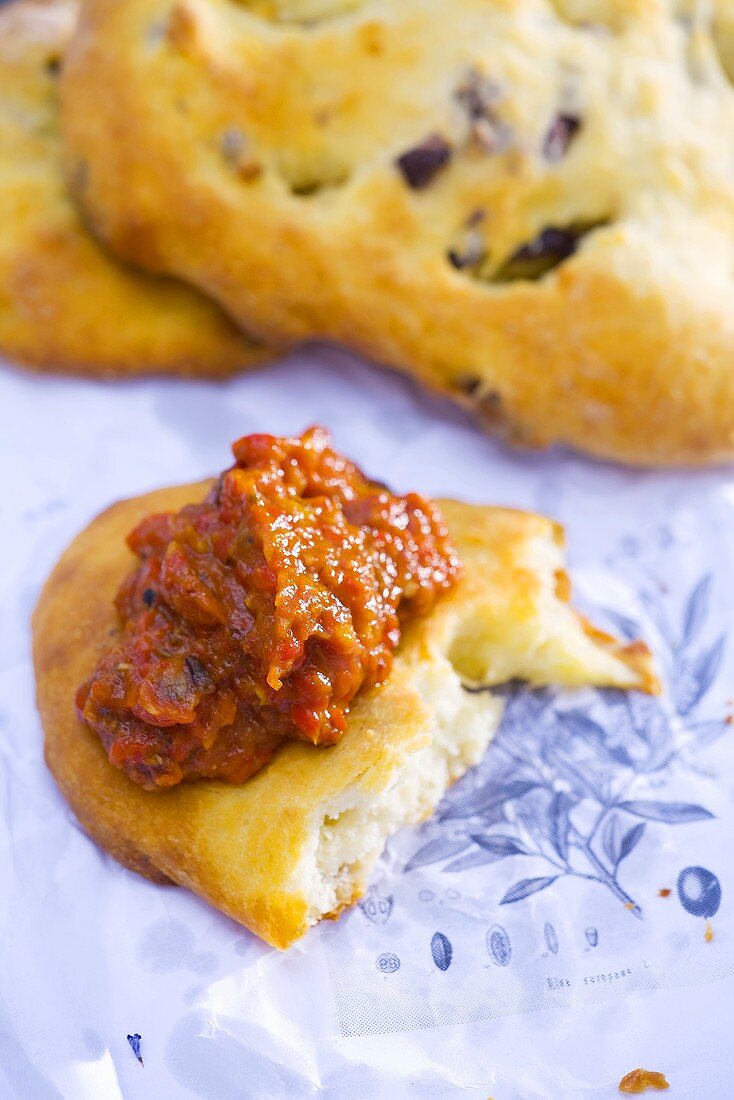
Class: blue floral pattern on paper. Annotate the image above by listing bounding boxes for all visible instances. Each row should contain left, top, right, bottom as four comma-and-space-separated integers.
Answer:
677, 866, 722, 918
358, 886, 394, 925
376, 952, 400, 974
127, 1033, 144, 1067
404, 573, 727, 918
430, 932, 453, 971
486, 925, 512, 966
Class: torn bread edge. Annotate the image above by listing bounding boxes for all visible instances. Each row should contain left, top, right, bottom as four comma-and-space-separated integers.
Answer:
34, 487, 658, 949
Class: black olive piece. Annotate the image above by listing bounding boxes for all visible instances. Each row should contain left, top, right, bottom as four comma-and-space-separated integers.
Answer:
543, 113, 582, 162
455, 71, 510, 153
455, 70, 502, 121
494, 226, 581, 282
395, 134, 453, 190
142, 588, 156, 608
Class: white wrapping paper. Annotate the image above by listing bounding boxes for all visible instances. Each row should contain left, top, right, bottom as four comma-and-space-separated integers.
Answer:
1, 347, 732, 1098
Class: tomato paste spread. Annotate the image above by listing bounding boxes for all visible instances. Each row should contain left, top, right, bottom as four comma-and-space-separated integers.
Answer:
76, 427, 460, 789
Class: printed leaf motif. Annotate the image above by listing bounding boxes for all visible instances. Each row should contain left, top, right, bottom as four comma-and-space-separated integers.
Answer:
470, 833, 530, 857
544, 751, 605, 803
618, 800, 714, 824
689, 637, 726, 707
548, 791, 573, 861
624, 693, 670, 754
601, 813, 622, 865
600, 608, 640, 640
445, 849, 509, 872
562, 710, 635, 768
624, 697, 651, 746
400, 549, 727, 922
500, 876, 559, 904
618, 822, 645, 864
682, 575, 711, 647
675, 636, 726, 716
596, 686, 631, 708
688, 719, 728, 749
560, 711, 608, 745
404, 837, 470, 872
439, 779, 538, 821
608, 745, 635, 767
516, 806, 549, 852
640, 589, 672, 640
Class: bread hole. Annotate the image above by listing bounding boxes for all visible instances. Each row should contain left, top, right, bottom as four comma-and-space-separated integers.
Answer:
217, 128, 350, 193
234, 0, 363, 25
454, 69, 512, 156
276, 155, 351, 195
491, 220, 607, 282
448, 210, 608, 283
493, 225, 585, 282
447, 620, 496, 685
288, 176, 348, 196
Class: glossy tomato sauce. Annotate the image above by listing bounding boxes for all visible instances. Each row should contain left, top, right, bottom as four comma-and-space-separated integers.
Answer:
76, 428, 460, 788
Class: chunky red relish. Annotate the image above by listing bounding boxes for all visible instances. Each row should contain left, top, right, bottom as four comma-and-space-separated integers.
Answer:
76, 427, 460, 788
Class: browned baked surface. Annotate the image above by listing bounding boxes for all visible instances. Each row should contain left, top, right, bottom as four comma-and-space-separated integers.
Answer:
0, 0, 271, 377
59, 0, 734, 461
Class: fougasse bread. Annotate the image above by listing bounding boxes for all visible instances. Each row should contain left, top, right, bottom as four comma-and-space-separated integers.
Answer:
33, 431, 657, 949
59, 0, 734, 463
0, 0, 270, 378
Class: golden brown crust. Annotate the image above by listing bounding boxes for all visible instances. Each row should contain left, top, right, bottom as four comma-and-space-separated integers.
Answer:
33, 482, 656, 948
0, 0, 271, 378
60, 0, 734, 462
